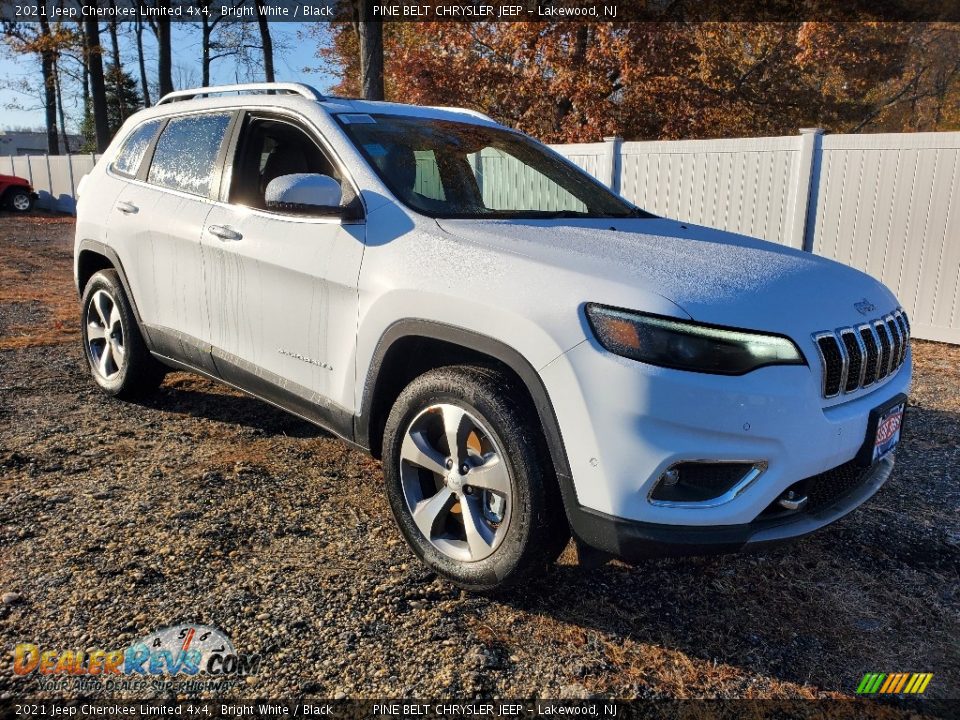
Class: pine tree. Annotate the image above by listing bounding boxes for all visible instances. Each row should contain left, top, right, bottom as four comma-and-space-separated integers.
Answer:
104, 64, 143, 137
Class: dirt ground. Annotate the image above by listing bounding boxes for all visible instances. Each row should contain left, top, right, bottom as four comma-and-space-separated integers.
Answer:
0, 213, 957, 700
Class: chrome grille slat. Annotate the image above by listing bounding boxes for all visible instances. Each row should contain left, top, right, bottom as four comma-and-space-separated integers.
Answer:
886, 315, 902, 370
860, 325, 880, 386
812, 309, 909, 399
840, 329, 865, 392
874, 320, 892, 379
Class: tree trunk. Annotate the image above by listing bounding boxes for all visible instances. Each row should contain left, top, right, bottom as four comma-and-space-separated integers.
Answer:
254, 0, 275, 82
54, 56, 71, 153
77, 19, 90, 108
83, 12, 111, 151
201, 13, 212, 86
134, 10, 151, 106
358, 0, 384, 101
38, 14, 59, 154
107, 10, 127, 123
156, 13, 173, 97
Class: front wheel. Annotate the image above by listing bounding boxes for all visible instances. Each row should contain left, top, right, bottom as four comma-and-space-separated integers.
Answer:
7, 189, 33, 213
80, 269, 165, 397
382, 365, 569, 592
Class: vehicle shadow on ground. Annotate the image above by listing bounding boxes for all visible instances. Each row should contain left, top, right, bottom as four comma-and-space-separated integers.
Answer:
494, 407, 958, 696
132, 376, 329, 440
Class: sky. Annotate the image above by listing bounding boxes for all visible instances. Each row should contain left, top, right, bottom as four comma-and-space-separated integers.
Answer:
0, 22, 337, 133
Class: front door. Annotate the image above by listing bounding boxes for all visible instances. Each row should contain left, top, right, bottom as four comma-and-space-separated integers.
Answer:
202, 113, 365, 433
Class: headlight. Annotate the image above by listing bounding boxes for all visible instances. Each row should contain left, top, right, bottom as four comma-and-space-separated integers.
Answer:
585, 304, 806, 375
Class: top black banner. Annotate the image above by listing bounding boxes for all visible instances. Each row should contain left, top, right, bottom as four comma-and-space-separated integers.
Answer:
1, 0, 959, 22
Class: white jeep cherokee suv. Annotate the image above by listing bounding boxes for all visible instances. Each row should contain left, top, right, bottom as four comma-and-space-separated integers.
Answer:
75, 83, 911, 591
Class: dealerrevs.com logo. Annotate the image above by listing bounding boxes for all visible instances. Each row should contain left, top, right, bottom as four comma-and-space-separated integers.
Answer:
13, 624, 260, 693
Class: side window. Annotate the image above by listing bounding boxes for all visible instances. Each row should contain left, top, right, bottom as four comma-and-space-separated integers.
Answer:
229, 116, 347, 213
147, 113, 232, 196
111, 119, 162, 178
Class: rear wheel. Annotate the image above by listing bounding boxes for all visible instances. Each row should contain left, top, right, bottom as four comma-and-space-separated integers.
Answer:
382, 365, 569, 591
81, 269, 165, 397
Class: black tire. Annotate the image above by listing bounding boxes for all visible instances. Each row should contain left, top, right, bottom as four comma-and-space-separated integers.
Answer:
80, 269, 165, 398
382, 365, 569, 592
6, 188, 34, 213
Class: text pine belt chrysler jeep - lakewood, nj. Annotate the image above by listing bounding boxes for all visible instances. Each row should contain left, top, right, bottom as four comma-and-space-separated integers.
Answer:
74, 82, 911, 591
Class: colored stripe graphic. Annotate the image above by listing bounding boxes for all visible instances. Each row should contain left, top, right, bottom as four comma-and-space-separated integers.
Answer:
856, 672, 933, 694
893, 673, 909, 693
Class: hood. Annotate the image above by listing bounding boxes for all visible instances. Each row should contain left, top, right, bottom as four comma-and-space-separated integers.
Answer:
436, 217, 899, 336
0, 174, 30, 186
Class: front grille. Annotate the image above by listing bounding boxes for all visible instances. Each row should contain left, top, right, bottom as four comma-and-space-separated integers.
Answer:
813, 309, 909, 399
803, 460, 869, 512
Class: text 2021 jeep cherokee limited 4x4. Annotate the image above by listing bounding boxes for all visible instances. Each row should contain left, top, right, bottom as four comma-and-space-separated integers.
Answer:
74, 83, 911, 591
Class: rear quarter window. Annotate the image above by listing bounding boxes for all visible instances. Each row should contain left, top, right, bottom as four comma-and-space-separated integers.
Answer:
111, 119, 162, 178
147, 113, 232, 197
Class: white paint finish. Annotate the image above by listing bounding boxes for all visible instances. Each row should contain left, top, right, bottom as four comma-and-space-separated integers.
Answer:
201, 206, 365, 413
541, 339, 912, 523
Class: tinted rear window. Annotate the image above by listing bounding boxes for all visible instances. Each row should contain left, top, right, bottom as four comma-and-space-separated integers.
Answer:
147, 113, 232, 196
112, 119, 162, 178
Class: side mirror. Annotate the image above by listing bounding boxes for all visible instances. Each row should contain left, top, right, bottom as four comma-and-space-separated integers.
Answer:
265, 173, 343, 215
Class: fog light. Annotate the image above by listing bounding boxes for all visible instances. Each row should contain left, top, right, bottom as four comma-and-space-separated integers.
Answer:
649, 461, 766, 505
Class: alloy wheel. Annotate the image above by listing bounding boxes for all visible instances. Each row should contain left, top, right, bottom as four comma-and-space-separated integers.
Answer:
399, 403, 512, 562
85, 289, 126, 380
12, 193, 31, 211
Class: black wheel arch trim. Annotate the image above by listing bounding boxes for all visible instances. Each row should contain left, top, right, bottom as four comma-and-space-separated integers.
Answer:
357, 319, 603, 540
76, 239, 143, 324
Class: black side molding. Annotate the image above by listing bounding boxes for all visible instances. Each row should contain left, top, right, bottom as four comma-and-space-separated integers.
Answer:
358, 319, 577, 493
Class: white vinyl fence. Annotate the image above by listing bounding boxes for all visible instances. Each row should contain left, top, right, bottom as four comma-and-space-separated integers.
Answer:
3, 153, 100, 215
6, 129, 959, 343
551, 130, 960, 345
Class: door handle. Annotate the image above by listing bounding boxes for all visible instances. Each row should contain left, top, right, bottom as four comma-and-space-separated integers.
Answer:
116, 201, 138, 215
208, 225, 242, 241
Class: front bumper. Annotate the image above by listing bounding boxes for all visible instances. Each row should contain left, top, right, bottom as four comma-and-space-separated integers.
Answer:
540, 337, 911, 527
567, 454, 895, 561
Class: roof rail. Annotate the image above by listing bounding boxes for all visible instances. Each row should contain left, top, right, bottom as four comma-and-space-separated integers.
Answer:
156, 82, 324, 106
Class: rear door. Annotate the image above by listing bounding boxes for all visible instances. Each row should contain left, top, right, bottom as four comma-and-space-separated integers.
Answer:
113, 111, 236, 372
201, 111, 365, 433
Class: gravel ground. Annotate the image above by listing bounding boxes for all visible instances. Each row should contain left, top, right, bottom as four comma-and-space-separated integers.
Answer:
0, 214, 957, 700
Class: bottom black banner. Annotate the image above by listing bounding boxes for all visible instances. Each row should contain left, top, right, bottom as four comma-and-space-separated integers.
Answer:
0, 700, 957, 720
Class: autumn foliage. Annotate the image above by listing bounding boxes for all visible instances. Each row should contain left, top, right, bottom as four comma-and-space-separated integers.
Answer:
314, 22, 960, 142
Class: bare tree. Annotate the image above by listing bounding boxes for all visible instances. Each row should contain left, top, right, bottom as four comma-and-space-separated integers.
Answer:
253, 0, 274, 82
83, 8, 110, 150
134, 8, 151, 105
53, 54, 70, 152
357, 0, 383, 100
147, 7, 174, 97
105, 6, 128, 122
2, 10, 61, 152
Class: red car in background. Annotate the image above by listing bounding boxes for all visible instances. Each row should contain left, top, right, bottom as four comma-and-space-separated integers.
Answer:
0, 174, 38, 212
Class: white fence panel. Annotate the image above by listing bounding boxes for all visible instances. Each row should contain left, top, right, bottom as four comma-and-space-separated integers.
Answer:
809, 133, 960, 344
4, 153, 99, 214
616, 137, 802, 247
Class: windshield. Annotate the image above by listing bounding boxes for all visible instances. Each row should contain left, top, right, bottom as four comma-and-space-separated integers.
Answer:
336, 113, 646, 219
